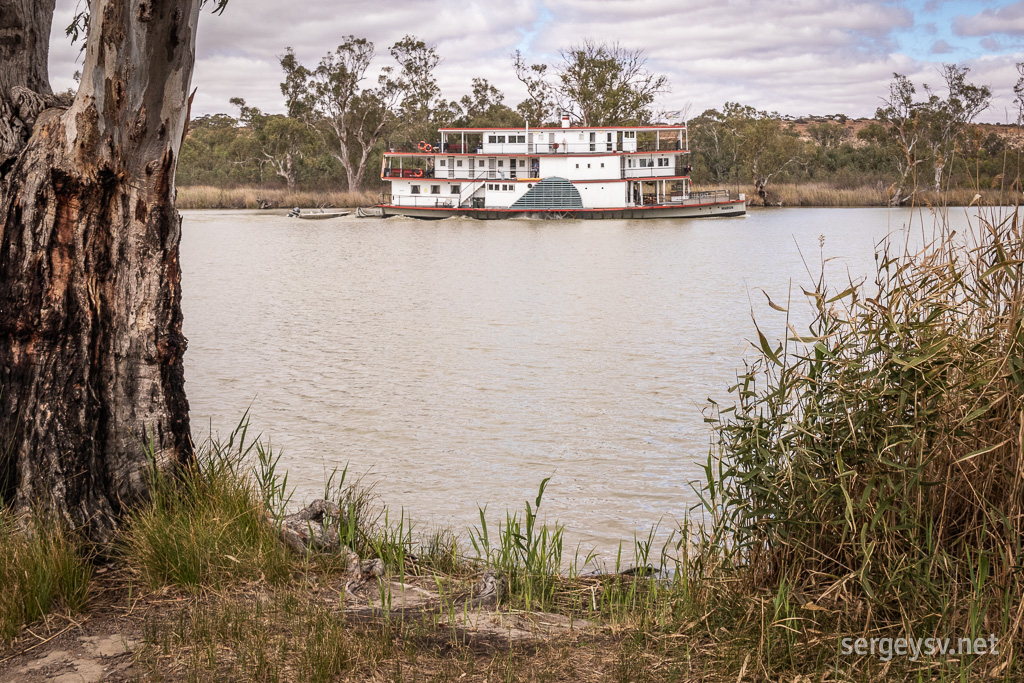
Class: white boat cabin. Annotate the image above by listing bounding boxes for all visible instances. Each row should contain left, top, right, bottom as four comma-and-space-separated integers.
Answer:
382, 124, 694, 211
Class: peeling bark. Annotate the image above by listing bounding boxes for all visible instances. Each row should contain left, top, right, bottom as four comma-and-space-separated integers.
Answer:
0, 0, 200, 543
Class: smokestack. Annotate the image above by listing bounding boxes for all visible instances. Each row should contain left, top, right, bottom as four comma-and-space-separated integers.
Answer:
561, 113, 570, 129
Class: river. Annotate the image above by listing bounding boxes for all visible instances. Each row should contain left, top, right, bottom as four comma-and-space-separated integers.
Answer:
180, 205, 986, 552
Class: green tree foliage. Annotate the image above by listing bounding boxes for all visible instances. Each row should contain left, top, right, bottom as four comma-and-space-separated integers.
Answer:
689, 104, 804, 200
513, 40, 669, 126
555, 40, 669, 126
230, 98, 317, 192
176, 52, 1012, 203
279, 35, 443, 192
875, 66, 991, 202
513, 51, 558, 126
456, 78, 524, 128
178, 114, 259, 187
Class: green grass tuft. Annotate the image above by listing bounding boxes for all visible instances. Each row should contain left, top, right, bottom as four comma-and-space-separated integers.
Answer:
0, 511, 91, 643
122, 419, 291, 591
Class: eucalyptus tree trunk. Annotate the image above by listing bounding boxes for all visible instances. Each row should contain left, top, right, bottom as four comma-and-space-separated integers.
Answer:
0, 0, 200, 543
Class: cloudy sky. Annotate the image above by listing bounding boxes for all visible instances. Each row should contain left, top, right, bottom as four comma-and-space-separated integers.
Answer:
48, 0, 1024, 123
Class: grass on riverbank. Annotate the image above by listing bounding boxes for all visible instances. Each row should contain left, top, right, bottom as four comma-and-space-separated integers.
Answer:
3, 205, 1024, 680
718, 183, 1014, 207
179, 182, 1017, 210
176, 185, 379, 210
0, 511, 91, 642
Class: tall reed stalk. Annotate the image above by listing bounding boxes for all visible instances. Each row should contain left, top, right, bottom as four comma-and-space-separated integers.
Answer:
698, 205, 1024, 650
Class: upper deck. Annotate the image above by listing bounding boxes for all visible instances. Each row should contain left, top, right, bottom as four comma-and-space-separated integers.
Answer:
390, 124, 688, 157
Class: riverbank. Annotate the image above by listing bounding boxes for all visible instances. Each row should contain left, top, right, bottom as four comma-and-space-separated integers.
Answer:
177, 183, 1015, 210
177, 185, 378, 210
3, 205, 1023, 681
706, 183, 1012, 207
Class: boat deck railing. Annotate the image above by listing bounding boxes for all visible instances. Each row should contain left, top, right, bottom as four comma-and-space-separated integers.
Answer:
386, 141, 688, 156
383, 168, 690, 181
380, 194, 456, 208
384, 168, 525, 180
675, 190, 739, 204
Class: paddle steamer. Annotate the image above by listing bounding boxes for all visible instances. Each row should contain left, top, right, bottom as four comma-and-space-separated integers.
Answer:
377, 115, 745, 220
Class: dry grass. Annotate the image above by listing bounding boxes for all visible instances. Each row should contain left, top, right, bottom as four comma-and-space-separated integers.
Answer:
176, 186, 380, 210
725, 183, 1015, 207
695, 204, 1024, 679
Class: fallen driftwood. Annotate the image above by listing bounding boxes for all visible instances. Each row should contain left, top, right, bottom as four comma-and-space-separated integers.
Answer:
274, 499, 386, 591
276, 499, 344, 554
465, 568, 502, 608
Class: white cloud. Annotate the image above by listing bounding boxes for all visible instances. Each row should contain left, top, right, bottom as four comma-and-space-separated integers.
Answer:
954, 1, 1024, 37
43, 0, 1016, 123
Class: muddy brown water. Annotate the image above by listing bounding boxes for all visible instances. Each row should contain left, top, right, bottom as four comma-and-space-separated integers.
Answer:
180, 206, 985, 554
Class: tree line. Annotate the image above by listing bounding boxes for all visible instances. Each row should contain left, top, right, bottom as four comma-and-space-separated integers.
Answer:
178, 36, 1021, 205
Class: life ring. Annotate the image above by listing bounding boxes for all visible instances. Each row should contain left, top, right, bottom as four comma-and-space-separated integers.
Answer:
418, 140, 428, 151
414, 169, 423, 178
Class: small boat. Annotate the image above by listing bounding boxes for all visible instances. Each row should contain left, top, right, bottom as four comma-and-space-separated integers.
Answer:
287, 208, 350, 220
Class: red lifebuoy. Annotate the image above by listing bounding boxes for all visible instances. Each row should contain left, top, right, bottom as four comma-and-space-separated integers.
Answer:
414, 169, 423, 178
418, 140, 428, 151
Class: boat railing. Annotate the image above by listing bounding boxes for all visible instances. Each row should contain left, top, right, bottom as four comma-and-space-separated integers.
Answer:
674, 189, 737, 205
387, 140, 688, 157
621, 167, 692, 179
383, 168, 434, 179
381, 194, 456, 208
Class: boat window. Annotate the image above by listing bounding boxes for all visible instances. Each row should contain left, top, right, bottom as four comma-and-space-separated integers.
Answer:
498, 160, 504, 167
456, 160, 463, 167
488, 136, 496, 143
519, 159, 525, 167
497, 135, 506, 143
607, 133, 612, 141
587, 164, 591, 169
450, 185, 461, 194
439, 160, 446, 167
518, 135, 526, 143
479, 160, 485, 167
600, 163, 605, 168
431, 185, 440, 194
411, 185, 421, 194
575, 164, 579, 168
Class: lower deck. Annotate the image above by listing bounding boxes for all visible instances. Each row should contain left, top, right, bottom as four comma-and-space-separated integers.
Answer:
378, 197, 747, 221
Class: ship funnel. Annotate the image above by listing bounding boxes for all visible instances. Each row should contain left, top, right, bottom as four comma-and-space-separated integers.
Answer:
561, 113, 570, 129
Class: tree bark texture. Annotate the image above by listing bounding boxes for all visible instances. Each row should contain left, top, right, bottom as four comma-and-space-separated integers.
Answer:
0, 0, 200, 542
0, 0, 56, 170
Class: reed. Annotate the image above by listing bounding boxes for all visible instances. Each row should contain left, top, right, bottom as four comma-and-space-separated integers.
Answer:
176, 185, 379, 210
717, 183, 1015, 207
695, 204, 1024, 675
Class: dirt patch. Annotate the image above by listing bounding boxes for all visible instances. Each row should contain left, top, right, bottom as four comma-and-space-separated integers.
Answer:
1, 629, 136, 683
0, 566, 601, 682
